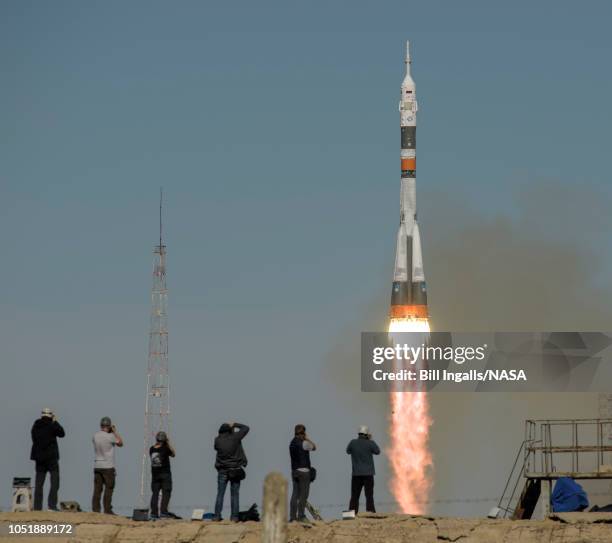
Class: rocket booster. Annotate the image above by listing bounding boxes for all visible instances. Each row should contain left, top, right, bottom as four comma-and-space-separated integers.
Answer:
390, 42, 428, 320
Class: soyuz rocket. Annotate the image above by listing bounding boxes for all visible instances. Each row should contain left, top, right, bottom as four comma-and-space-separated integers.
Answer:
390, 42, 428, 321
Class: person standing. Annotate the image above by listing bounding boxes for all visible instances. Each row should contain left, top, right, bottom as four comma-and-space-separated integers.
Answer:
289, 424, 316, 522
149, 431, 176, 519
92, 417, 123, 514
346, 425, 380, 514
213, 422, 249, 521
30, 408, 65, 511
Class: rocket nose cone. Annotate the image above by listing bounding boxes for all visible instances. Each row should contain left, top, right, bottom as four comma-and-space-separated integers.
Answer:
402, 74, 415, 90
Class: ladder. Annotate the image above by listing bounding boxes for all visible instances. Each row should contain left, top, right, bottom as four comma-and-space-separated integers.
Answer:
496, 439, 530, 518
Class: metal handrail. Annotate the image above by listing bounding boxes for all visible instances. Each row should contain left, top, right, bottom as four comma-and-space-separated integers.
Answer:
523, 418, 612, 479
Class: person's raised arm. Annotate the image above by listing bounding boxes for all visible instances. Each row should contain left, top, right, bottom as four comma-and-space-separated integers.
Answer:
232, 422, 250, 439
167, 438, 176, 457
53, 417, 65, 438
304, 433, 317, 451
370, 440, 381, 455
111, 425, 124, 447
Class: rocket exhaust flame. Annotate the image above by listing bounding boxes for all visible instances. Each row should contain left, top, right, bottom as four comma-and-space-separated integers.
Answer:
388, 318, 433, 514
387, 42, 433, 513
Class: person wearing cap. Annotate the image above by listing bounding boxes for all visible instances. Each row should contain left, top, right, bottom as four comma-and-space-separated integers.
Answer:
30, 408, 65, 511
149, 431, 176, 519
289, 424, 317, 522
92, 417, 123, 514
213, 421, 249, 521
346, 425, 380, 514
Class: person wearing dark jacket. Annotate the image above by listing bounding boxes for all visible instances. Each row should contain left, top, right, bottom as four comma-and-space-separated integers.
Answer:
213, 422, 249, 521
30, 408, 65, 511
346, 425, 380, 514
289, 424, 317, 522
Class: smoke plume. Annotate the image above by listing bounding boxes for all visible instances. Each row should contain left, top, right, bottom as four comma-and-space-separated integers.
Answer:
327, 179, 612, 515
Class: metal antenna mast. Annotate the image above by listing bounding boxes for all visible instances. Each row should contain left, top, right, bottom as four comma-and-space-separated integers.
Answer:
140, 189, 170, 505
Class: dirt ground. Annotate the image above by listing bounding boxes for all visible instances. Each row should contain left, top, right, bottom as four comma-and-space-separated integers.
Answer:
1, 510, 612, 542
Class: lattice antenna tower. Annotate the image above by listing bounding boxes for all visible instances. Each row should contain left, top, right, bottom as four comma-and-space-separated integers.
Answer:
139, 189, 170, 504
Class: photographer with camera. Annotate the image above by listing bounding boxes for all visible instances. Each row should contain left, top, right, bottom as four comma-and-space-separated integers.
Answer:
213, 421, 249, 521
289, 424, 317, 522
30, 408, 65, 511
149, 431, 176, 519
92, 417, 123, 514
346, 425, 380, 514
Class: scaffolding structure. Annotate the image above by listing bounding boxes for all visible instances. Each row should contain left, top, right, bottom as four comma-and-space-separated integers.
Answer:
499, 418, 612, 519
524, 418, 612, 479
139, 191, 170, 505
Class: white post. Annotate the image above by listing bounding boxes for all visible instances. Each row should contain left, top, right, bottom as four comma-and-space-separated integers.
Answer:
262, 472, 287, 543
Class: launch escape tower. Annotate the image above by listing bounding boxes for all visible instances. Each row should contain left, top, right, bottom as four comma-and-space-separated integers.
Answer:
139, 191, 170, 504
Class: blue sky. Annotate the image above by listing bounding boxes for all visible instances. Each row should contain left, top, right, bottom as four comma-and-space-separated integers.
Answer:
1, 1, 611, 517
2, 1, 611, 313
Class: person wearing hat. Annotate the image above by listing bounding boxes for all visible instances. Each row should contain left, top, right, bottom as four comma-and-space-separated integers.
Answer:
30, 408, 65, 511
149, 431, 176, 519
213, 421, 250, 521
92, 417, 123, 514
346, 425, 380, 514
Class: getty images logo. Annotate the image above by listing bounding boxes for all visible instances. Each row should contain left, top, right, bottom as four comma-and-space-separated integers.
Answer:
372, 343, 488, 365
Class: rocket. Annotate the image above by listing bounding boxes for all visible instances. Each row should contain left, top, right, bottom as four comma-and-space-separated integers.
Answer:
390, 42, 428, 320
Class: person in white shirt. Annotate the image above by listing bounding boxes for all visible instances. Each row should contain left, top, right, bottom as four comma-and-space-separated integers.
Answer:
92, 417, 123, 514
